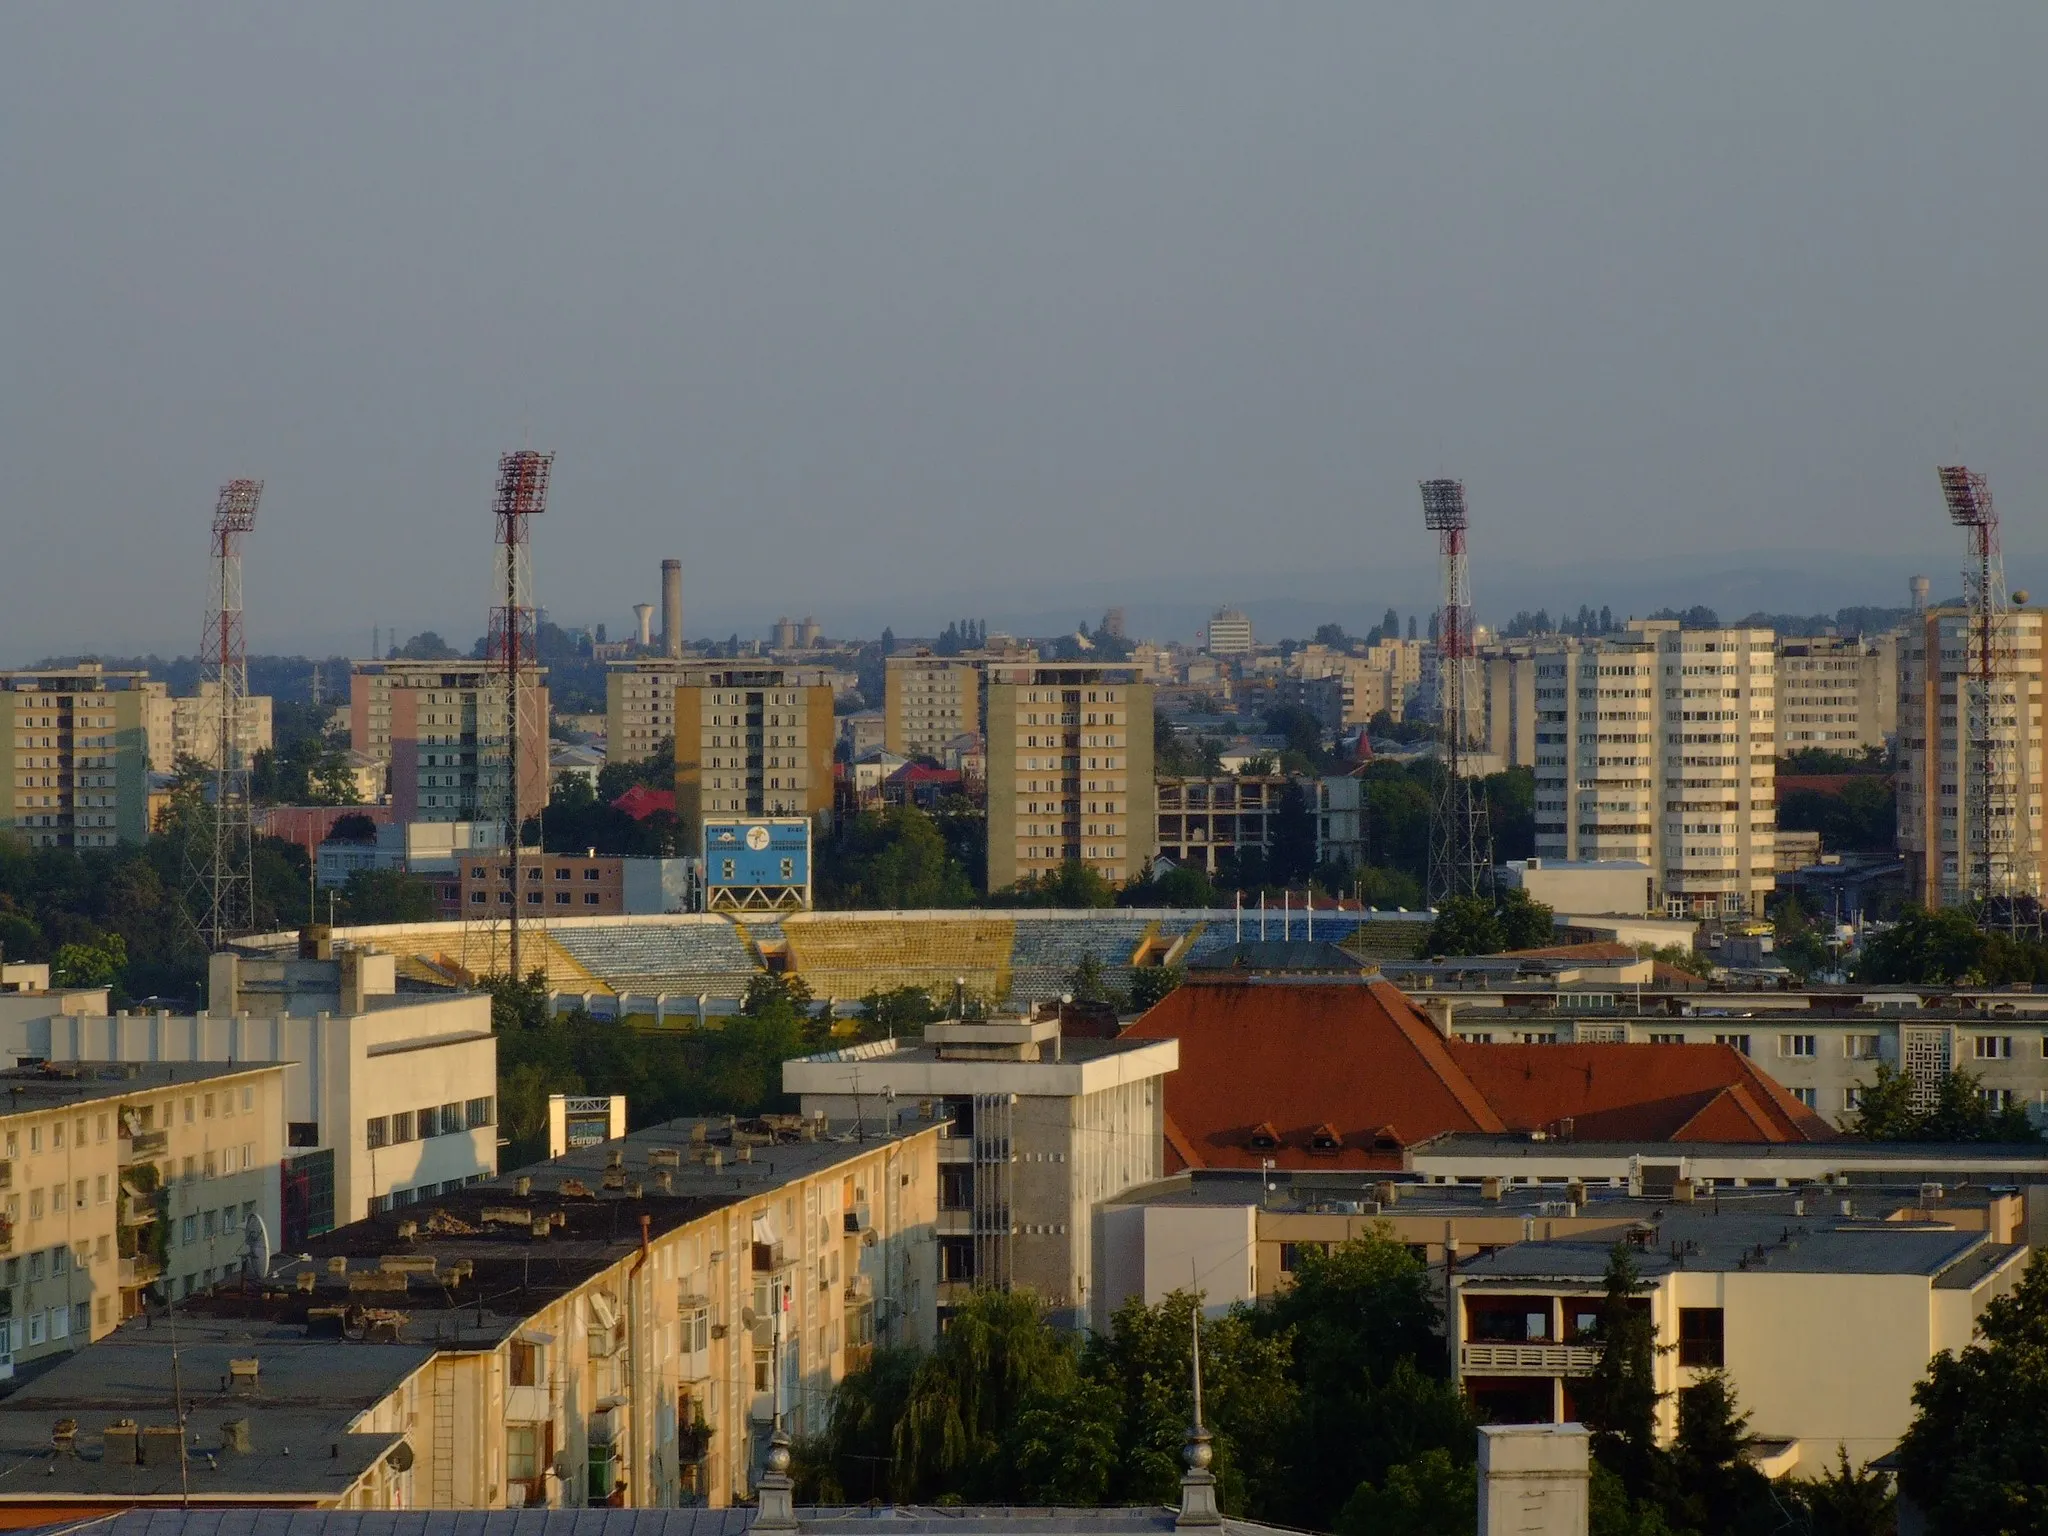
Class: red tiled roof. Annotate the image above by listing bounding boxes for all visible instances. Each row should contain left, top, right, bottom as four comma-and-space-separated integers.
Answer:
1446, 1042, 1834, 1143
611, 785, 675, 820
1777, 774, 1892, 800
1123, 982, 1832, 1169
889, 764, 962, 784
1120, 981, 1507, 1169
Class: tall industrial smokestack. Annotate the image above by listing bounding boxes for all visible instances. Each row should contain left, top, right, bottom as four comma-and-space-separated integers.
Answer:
633, 603, 655, 648
661, 559, 683, 658
1910, 574, 1930, 613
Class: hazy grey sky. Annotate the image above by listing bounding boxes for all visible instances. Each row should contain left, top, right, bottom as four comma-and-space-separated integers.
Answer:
6, 3, 2048, 659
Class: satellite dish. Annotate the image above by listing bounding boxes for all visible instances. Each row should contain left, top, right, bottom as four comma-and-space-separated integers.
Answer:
241, 1211, 272, 1279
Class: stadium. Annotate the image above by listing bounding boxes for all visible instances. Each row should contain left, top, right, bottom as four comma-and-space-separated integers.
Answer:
237, 908, 1435, 1023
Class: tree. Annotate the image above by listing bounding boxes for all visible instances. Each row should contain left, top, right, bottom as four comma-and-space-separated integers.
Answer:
1268, 783, 1320, 887
1422, 896, 1502, 958
337, 868, 438, 925
1899, 1251, 2048, 1532
1783, 1447, 1893, 1536
894, 1289, 1082, 1501
1855, 907, 1986, 985
1261, 1231, 1470, 1526
1845, 1061, 2041, 1143
1336, 1448, 1475, 1536
1313, 623, 1352, 649
328, 812, 378, 843
818, 808, 977, 910
1495, 886, 1554, 950
1000, 860, 1117, 909
859, 986, 944, 1038
1128, 965, 1184, 1013
52, 932, 126, 988
1575, 1242, 1662, 1496
742, 970, 817, 1026
1663, 1371, 1770, 1534
1066, 953, 1124, 1007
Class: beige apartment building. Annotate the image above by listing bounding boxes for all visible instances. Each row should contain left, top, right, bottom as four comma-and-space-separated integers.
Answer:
1518, 622, 1776, 918
673, 667, 836, 842
0, 1059, 288, 1377
4, 939, 499, 1233
0, 1114, 941, 1515
985, 663, 1155, 892
605, 658, 696, 764
349, 661, 549, 825
0, 666, 154, 847
1774, 633, 1898, 755
144, 682, 275, 774
1897, 606, 2046, 909
884, 653, 982, 760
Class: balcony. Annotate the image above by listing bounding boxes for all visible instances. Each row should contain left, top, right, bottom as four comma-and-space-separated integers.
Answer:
1459, 1342, 1601, 1378
120, 1130, 167, 1164
119, 1254, 163, 1290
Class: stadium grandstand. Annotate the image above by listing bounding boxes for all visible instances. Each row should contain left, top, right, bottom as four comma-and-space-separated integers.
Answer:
235, 908, 1435, 1019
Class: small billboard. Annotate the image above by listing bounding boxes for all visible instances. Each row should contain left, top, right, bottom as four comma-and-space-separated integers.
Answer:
703, 817, 812, 911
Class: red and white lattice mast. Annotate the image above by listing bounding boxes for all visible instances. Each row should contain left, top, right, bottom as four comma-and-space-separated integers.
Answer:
1420, 478, 1492, 906
1939, 466, 2035, 933
201, 479, 261, 948
487, 451, 553, 982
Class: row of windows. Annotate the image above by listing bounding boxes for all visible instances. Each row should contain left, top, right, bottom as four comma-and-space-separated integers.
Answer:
364, 1098, 494, 1149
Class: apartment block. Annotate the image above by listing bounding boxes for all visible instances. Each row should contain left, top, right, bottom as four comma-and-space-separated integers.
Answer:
1896, 607, 2045, 910
144, 682, 275, 774
1522, 622, 1777, 919
1204, 609, 1253, 657
1775, 633, 1898, 754
605, 658, 696, 764
884, 653, 983, 760
673, 667, 836, 841
786, 1014, 1175, 1329
0, 1114, 940, 1515
448, 851, 695, 918
0, 666, 154, 848
348, 661, 549, 825
3, 940, 496, 1232
0, 1059, 288, 1376
985, 663, 1155, 891
1452, 1196, 2024, 1474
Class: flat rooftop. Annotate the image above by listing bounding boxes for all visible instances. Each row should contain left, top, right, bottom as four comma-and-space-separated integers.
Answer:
1458, 1214, 2012, 1284
0, 1060, 283, 1111
30, 1507, 1299, 1536
1413, 1133, 2048, 1173
0, 1114, 938, 1499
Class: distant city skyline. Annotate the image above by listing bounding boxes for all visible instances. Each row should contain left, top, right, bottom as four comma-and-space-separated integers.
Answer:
7, 5, 2047, 662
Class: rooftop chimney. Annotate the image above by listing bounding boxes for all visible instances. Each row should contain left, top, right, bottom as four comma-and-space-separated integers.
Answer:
661, 559, 683, 659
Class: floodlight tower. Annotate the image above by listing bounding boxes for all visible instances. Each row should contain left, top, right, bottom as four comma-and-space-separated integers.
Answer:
1420, 479, 1493, 907
487, 450, 554, 982
1939, 465, 2035, 935
195, 479, 262, 949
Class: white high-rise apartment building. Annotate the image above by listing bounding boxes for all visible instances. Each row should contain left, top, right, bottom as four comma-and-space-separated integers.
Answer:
1775, 633, 1899, 755
1896, 607, 2045, 910
1527, 621, 1776, 918
1204, 609, 1253, 657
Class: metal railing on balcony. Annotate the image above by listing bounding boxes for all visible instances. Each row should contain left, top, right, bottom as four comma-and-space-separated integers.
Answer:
119, 1254, 162, 1289
1460, 1342, 1601, 1377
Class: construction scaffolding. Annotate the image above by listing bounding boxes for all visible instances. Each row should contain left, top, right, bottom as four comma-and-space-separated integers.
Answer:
1420, 478, 1493, 906
188, 479, 262, 949
1939, 465, 2038, 936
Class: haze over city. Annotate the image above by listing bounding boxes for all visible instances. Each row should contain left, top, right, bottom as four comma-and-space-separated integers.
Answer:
7, 3, 2048, 659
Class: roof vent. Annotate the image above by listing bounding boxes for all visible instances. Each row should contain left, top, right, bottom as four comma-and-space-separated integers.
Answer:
514, 1175, 533, 1197
1246, 1123, 1280, 1152
1480, 1176, 1503, 1203
138, 1426, 185, 1467
103, 1421, 139, 1465
50, 1419, 77, 1456
221, 1419, 252, 1454
228, 1358, 260, 1392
